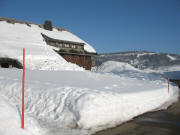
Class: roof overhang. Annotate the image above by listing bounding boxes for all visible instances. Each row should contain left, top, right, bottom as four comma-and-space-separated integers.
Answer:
54, 50, 98, 56
41, 33, 85, 46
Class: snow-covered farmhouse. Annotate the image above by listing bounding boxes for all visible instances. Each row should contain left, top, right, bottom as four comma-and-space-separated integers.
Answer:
0, 17, 97, 70
41, 32, 97, 70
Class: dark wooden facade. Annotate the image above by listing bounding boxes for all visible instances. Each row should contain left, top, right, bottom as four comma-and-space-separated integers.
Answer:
60, 54, 92, 70
0, 58, 22, 69
170, 79, 180, 89
41, 33, 97, 70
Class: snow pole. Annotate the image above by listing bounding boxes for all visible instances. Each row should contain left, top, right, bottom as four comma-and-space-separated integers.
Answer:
168, 78, 170, 93
22, 48, 25, 129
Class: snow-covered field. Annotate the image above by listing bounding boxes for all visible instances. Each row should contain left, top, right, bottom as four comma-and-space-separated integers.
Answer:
0, 67, 179, 135
0, 20, 179, 135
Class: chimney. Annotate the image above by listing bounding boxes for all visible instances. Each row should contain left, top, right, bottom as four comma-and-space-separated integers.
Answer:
44, 20, 52, 31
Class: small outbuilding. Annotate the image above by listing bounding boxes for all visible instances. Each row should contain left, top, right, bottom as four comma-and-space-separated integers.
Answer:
0, 58, 22, 69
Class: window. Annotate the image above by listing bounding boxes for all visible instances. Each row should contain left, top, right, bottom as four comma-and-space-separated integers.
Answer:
1, 63, 9, 68
51, 42, 55, 45
65, 44, 69, 48
59, 43, 63, 47
72, 45, 76, 49
77, 46, 82, 49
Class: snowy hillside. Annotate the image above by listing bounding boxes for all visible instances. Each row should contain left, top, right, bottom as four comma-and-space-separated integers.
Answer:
0, 20, 95, 71
95, 61, 139, 72
93, 51, 180, 71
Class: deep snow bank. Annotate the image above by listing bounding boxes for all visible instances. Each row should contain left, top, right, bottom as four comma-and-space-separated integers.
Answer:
0, 69, 179, 134
95, 61, 140, 72
0, 21, 95, 71
0, 96, 44, 135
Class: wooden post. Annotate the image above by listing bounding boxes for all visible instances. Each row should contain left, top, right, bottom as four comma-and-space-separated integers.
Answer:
22, 48, 25, 129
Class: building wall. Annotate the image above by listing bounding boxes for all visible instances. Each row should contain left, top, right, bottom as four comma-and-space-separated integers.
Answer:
61, 54, 92, 70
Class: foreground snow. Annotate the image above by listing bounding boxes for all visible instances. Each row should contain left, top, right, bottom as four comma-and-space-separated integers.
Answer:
0, 96, 44, 135
0, 68, 179, 135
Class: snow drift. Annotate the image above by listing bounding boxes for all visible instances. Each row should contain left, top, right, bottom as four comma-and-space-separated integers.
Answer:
95, 61, 139, 72
0, 69, 179, 135
0, 96, 44, 135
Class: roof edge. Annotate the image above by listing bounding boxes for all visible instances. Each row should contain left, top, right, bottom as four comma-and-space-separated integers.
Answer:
0, 16, 69, 32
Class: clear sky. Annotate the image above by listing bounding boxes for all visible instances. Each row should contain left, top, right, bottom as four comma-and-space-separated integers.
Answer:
0, 0, 180, 54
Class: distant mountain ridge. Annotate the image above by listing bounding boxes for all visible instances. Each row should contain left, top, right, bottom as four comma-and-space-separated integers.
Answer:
92, 51, 180, 70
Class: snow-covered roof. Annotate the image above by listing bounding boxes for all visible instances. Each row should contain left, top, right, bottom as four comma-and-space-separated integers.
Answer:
42, 28, 96, 53
0, 17, 96, 53
41, 33, 85, 46
0, 17, 96, 70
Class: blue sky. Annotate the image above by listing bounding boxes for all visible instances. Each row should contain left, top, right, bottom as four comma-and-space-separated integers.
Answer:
0, 0, 180, 54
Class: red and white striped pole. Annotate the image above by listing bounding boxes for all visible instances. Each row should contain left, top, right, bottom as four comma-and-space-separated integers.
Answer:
22, 48, 25, 129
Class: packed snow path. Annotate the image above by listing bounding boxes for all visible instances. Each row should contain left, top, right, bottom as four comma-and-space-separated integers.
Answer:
0, 68, 179, 135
